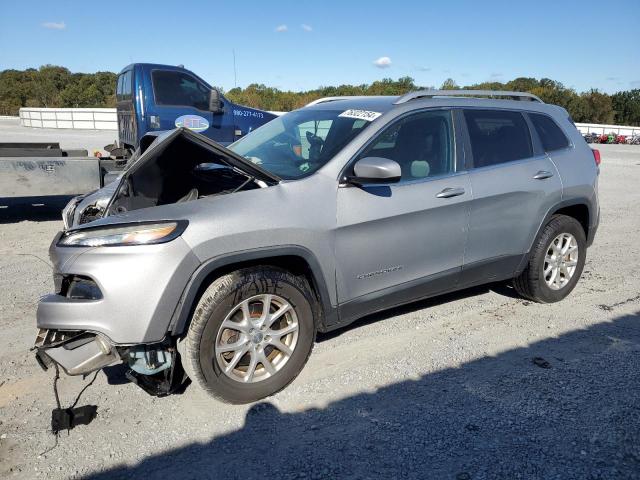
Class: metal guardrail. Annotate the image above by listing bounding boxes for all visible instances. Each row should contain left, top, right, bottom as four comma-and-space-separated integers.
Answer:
574, 123, 640, 136
19, 108, 117, 130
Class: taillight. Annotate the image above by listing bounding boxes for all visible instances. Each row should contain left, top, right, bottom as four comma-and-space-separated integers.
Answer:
592, 149, 601, 166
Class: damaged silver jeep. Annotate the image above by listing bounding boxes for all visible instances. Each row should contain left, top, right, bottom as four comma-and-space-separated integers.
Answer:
34, 93, 599, 403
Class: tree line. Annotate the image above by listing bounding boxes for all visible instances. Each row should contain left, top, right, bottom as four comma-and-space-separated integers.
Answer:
1, 65, 639, 126
226, 77, 640, 126
0, 65, 116, 115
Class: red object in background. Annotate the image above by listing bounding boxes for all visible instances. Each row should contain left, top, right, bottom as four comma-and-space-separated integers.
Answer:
616, 135, 626, 144
93, 151, 102, 158
599, 134, 608, 143
592, 149, 601, 166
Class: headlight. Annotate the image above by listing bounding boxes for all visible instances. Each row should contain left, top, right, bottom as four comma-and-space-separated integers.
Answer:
57, 221, 187, 247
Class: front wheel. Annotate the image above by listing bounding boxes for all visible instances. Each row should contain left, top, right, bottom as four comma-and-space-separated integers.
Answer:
513, 214, 587, 303
181, 267, 316, 404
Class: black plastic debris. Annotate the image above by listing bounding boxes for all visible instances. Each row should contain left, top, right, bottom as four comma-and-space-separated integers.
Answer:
532, 356, 552, 369
49, 364, 99, 435
51, 405, 97, 434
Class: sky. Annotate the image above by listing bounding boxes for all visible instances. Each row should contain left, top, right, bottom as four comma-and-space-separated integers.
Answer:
1, 0, 639, 94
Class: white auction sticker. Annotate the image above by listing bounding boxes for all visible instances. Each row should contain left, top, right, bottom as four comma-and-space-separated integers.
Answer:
338, 109, 382, 121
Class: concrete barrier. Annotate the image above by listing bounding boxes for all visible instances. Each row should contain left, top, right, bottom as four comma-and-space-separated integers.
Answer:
16, 108, 638, 137
19, 108, 117, 130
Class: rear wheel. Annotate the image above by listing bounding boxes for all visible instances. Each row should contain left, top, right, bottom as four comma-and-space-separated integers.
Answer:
182, 267, 316, 403
513, 214, 586, 303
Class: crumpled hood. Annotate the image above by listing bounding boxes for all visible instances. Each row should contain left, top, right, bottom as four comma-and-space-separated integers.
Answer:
63, 128, 280, 230
63, 179, 121, 230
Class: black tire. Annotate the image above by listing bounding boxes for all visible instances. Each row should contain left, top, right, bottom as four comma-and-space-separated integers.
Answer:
181, 266, 316, 404
513, 214, 587, 303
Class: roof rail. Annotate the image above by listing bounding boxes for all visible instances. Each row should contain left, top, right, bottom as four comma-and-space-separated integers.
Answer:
394, 90, 543, 104
305, 96, 365, 107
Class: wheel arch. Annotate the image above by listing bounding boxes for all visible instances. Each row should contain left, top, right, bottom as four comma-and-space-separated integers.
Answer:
518, 198, 594, 275
168, 246, 337, 337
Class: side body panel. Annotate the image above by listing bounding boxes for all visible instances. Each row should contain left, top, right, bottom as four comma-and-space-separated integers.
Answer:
463, 154, 562, 283
334, 175, 471, 304
546, 110, 600, 232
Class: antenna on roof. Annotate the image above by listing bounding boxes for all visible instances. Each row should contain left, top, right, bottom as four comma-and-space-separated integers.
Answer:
232, 49, 237, 88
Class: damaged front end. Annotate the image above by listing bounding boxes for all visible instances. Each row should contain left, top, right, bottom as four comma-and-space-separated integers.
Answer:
34, 329, 186, 397
64, 128, 279, 229
37, 128, 280, 397
34, 329, 119, 375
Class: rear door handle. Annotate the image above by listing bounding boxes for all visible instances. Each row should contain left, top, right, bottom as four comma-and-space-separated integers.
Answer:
533, 170, 554, 180
436, 187, 466, 198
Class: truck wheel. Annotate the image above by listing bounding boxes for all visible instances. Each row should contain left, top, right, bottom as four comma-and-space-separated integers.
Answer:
513, 214, 586, 303
182, 267, 316, 404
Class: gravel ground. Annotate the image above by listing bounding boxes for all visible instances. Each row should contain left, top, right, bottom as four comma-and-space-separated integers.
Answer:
0, 144, 639, 479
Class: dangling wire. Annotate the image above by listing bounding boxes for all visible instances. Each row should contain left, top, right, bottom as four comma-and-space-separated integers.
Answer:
40, 365, 100, 456
70, 370, 99, 409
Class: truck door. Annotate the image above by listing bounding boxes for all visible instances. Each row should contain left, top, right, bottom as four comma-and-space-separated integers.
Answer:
148, 69, 234, 144
116, 69, 137, 150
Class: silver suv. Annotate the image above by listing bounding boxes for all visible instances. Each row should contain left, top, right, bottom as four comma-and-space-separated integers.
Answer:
35, 90, 600, 403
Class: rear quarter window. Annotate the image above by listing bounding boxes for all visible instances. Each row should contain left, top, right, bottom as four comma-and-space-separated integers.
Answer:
529, 113, 570, 152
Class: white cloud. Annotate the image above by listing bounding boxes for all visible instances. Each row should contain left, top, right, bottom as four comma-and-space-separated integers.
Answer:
275, 24, 288, 32
373, 56, 392, 68
301, 24, 313, 32
42, 21, 66, 30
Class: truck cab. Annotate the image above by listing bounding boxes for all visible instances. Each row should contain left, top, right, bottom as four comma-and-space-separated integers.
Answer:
116, 63, 276, 153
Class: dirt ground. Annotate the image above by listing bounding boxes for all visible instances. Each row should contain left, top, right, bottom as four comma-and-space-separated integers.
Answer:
0, 143, 639, 479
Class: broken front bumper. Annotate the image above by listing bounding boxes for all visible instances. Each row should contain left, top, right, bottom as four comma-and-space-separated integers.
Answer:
34, 329, 120, 376
36, 235, 199, 344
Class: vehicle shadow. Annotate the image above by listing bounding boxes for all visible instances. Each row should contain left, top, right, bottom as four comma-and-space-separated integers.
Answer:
83, 310, 640, 479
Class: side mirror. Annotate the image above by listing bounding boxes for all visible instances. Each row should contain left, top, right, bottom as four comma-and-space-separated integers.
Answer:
209, 89, 223, 114
347, 157, 401, 185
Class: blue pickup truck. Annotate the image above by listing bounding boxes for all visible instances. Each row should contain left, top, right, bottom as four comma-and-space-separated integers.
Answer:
1, 63, 278, 209
116, 63, 277, 153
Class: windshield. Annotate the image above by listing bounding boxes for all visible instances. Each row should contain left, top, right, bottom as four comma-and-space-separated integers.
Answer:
228, 109, 376, 179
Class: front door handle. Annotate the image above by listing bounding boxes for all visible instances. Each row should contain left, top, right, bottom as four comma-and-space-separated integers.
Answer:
436, 187, 466, 198
533, 170, 554, 180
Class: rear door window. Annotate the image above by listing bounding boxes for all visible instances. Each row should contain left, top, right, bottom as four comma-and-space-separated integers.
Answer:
529, 113, 570, 152
464, 109, 533, 168
152, 70, 210, 110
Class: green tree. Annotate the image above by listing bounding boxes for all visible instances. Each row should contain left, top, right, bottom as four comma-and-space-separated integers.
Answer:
612, 89, 640, 125
440, 78, 459, 90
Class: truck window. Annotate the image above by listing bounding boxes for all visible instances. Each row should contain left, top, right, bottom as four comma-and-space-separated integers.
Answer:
117, 71, 132, 101
116, 75, 123, 100
122, 71, 132, 98
152, 70, 210, 110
